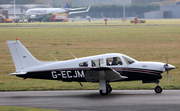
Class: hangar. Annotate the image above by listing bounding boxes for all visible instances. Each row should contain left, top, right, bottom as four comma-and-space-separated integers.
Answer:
144, 1, 180, 19
0, 4, 52, 19
144, 10, 171, 19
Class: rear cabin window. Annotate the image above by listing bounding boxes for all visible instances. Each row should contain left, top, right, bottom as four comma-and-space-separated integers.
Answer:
92, 58, 104, 67
106, 57, 123, 66
79, 61, 88, 67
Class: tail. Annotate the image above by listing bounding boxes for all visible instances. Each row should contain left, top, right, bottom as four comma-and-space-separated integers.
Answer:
7, 39, 45, 71
62, 0, 72, 8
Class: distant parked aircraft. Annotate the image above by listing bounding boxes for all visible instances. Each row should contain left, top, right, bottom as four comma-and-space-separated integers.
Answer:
25, 0, 90, 15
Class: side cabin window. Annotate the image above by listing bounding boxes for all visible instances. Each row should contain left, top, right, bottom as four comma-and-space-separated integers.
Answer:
92, 58, 104, 67
106, 57, 123, 66
79, 61, 88, 67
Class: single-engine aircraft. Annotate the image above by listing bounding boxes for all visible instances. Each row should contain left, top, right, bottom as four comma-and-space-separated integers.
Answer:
7, 39, 176, 95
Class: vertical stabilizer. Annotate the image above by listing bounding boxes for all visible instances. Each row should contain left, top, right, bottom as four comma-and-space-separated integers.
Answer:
7, 40, 45, 71
62, 0, 72, 8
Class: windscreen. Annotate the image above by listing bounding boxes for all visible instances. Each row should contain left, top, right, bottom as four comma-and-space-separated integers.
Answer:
123, 56, 136, 65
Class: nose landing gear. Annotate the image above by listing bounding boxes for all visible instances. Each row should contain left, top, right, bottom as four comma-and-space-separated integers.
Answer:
155, 85, 162, 93
143, 80, 163, 94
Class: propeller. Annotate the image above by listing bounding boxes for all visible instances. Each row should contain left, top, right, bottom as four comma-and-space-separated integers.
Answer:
164, 55, 169, 84
164, 55, 176, 84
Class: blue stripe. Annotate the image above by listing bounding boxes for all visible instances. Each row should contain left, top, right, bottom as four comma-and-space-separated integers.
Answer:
62, 0, 72, 8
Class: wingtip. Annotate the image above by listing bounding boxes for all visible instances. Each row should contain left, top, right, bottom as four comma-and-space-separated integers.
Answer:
87, 5, 91, 11
8, 72, 27, 75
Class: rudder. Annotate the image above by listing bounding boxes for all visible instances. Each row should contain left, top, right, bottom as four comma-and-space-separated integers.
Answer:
62, 0, 72, 8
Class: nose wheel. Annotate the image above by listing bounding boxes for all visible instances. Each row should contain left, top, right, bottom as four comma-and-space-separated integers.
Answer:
155, 86, 162, 93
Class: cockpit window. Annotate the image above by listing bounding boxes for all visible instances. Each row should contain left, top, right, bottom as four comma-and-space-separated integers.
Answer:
123, 56, 135, 65
79, 61, 88, 67
106, 57, 123, 66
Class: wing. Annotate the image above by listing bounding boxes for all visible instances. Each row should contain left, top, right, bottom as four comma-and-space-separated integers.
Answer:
69, 7, 87, 11
69, 6, 90, 14
85, 67, 128, 82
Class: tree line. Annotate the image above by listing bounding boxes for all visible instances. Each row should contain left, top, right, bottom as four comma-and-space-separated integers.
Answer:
89, 4, 159, 14
69, 4, 159, 18
131, 0, 180, 5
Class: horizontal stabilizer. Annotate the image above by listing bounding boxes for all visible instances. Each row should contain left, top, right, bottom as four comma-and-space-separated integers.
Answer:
9, 72, 27, 75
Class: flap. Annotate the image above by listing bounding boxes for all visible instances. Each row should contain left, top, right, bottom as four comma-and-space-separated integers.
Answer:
105, 68, 128, 81
85, 67, 128, 82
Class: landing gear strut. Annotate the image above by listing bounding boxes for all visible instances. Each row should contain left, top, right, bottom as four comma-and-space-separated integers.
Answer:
99, 82, 112, 95
99, 71, 112, 95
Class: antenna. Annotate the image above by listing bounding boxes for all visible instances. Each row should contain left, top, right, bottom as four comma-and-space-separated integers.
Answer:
49, 53, 58, 61
68, 50, 77, 59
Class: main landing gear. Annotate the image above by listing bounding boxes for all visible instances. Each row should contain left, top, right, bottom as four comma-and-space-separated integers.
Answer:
99, 82, 112, 95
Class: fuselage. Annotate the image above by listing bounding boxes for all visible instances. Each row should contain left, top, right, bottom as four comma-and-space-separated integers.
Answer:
17, 53, 169, 82
25, 8, 68, 15
7, 39, 177, 95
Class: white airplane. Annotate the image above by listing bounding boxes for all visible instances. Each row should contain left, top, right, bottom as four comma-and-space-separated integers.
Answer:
25, 0, 90, 15
7, 39, 176, 95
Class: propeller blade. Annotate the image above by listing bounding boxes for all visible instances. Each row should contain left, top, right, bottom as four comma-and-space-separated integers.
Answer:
164, 54, 176, 84
166, 54, 168, 65
164, 55, 176, 84
165, 55, 170, 84
167, 71, 169, 84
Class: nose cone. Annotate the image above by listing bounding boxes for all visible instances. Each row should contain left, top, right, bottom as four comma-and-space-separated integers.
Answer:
164, 64, 176, 71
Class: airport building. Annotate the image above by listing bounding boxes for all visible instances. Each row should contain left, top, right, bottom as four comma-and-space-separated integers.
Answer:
0, 4, 52, 19
144, 2, 180, 19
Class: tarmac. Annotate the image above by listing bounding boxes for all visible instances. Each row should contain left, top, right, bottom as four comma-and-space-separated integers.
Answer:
0, 90, 180, 111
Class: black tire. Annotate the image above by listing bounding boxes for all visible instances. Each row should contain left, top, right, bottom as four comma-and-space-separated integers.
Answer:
99, 83, 112, 95
107, 84, 112, 93
155, 86, 162, 93
100, 90, 108, 95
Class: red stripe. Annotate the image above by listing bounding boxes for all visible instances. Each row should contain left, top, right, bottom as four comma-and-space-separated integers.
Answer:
112, 68, 161, 75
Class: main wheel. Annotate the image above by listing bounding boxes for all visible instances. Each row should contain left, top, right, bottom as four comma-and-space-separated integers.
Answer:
155, 86, 162, 93
99, 83, 112, 95
107, 84, 112, 93
100, 90, 108, 95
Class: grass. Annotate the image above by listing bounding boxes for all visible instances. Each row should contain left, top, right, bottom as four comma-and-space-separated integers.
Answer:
0, 20, 180, 91
0, 19, 180, 27
0, 106, 57, 111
